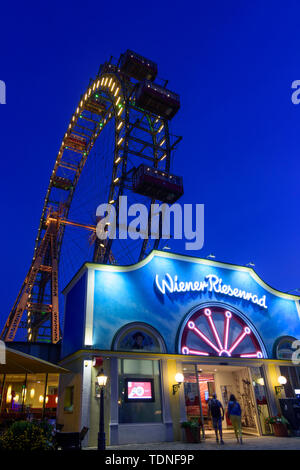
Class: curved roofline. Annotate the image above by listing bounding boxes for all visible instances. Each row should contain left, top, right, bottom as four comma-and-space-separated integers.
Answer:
84, 249, 300, 304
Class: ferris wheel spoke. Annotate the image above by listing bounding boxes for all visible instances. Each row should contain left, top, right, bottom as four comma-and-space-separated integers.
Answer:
204, 308, 223, 351
187, 320, 221, 354
228, 327, 251, 355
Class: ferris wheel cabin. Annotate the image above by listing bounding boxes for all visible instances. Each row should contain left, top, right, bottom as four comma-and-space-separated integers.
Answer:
120, 50, 158, 81
132, 164, 184, 203
135, 81, 180, 120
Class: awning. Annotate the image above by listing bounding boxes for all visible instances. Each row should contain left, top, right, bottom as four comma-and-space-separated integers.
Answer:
0, 347, 69, 374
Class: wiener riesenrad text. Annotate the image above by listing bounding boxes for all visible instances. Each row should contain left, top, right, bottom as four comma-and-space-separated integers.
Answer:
155, 273, 268, 309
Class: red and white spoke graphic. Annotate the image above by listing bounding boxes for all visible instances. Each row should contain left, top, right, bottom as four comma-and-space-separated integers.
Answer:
180, 306, 263, 358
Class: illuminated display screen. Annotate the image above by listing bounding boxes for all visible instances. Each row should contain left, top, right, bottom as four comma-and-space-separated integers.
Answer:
125, 378, 155, 402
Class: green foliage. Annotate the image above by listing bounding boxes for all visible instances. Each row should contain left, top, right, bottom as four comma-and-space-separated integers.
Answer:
181, 419, 201, 442
0, 420, 55, 451
181, 418, 201, 429
181, 420, 199, 429
266, 414, 289, 426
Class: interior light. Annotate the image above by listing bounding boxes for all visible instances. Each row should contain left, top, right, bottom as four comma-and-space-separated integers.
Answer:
6, 386, 12, 403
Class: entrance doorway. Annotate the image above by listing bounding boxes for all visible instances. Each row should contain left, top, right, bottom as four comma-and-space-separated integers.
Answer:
182, 363, 271, 437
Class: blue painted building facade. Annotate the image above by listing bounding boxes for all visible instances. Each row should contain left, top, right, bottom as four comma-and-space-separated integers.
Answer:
58, 251, 300, 445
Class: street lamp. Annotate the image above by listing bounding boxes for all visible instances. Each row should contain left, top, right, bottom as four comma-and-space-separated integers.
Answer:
97, 369, 108, 450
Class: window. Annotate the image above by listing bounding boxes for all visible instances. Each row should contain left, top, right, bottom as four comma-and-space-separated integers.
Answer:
274, 336, 298, 360
1, 375, 26, 414
45, 374, 59, 418
64, 386, 74, 413
0, 375, 4, 410
113, 323, 166, 353
24, 373, 47, 415
279, 366, 300, 398
118, 359, 162, 423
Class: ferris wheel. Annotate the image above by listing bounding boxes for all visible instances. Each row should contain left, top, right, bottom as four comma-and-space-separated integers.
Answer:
1, 50, 182, 344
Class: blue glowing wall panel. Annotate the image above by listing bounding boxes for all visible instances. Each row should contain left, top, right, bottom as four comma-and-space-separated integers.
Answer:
62, 272, 87, 357
91, 252, 300, 358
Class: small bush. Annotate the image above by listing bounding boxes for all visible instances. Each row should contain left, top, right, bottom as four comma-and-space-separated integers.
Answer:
0, 420, 55, 451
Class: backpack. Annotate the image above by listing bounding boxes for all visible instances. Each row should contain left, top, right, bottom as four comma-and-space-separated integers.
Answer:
210, 399, 221, 418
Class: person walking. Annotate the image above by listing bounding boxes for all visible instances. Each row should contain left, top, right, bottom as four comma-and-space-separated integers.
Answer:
208, 393, 225, 444
227, 394, 243, 444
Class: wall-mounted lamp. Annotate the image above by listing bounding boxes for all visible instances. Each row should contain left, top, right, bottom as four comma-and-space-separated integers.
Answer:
275, 375, 287, 395
173, 373, 184, 395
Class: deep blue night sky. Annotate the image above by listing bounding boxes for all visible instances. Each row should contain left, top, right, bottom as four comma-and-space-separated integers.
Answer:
0, 1, 300, 328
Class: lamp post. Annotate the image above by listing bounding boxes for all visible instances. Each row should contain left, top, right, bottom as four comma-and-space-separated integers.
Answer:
97, 369, 108, 450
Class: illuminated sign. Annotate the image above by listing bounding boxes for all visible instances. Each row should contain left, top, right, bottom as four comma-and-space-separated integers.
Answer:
125, 378, 155, 402
155, 273, 268, 309
180, 306, 265, 358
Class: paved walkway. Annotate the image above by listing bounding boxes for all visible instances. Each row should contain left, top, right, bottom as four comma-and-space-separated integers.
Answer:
105, 435, 300, 451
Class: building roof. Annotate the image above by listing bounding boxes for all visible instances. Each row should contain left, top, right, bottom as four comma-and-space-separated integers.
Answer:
0, 347, 69, 374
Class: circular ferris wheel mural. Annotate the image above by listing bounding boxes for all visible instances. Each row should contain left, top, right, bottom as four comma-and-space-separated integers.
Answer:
179, 305, 265, 358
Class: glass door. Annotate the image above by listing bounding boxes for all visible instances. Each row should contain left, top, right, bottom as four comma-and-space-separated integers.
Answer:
249, 366, 271, 435
182, 364, 201, 421
182, 364, 206, 437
